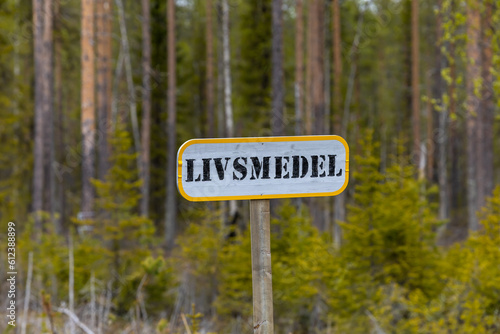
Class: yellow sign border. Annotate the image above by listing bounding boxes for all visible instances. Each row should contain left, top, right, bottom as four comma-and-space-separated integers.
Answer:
177, 135, 349, 202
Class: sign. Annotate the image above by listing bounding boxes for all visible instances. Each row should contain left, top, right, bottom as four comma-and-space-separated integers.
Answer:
177, 135, 349, 201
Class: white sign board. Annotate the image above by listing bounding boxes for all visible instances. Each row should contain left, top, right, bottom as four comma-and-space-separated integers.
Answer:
177, 135, 349, 201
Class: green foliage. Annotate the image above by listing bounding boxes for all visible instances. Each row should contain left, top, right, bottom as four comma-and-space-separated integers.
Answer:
215, 200, 332, 329
325, 133, 443, 332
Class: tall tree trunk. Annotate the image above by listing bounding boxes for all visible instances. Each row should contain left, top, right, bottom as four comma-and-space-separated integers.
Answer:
465, 1, 481, 232
166, 0, 177, 249
206, 0, 215, 138
81, 0, 95, 219
411, 0, 421, 177
295, 0, 304, 136
311, 0, 325, 136
435, 0, 448, 220
42, 0, 54, 223
307, 0, 326, 231
271, 0, 284, 135
305, 0, 312, 135
140, 0, 152, 217
33, 0, 45, 231
96, 0, 113, 180
332, 0, 344, 246
54, 0, 65, 234
222, 0, 237, 220
479, 0, 494, 208
332, 0, 342, 133
449, 40, 460, 222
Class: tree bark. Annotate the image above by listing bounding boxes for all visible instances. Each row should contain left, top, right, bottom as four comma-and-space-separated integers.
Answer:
294, 0, 304, 136
332, 0, 342, 133
33, 0, 45, 230
435, 0, 448, 221
140, 0, 152, 217
166, 0, 177, 249
332, 0, 344, 247
222, 0, 237, 220
411, 0, 421, 177
81, 0, 95, 218
42, 0, 54, 224
310, 0, 325, 136
271, 0, 284, 136
479, 0, 494, 208
206, 0, 215, 137
465, 0, 481, 232
96, 0, 113, 180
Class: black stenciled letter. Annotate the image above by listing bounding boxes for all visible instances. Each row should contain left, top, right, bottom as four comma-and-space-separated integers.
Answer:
275, 157, 282, 179
292, 156, 300, 178
233, 157, 248, 180
282, 157, 290, 179
318, 155, 327, 177
328, 155, 336, 176
311, 155, 319, 178
300, 156, 309, 178
214, 157, 230, 180
185, 159, 195, 182
250, 156, 271, 180
202, 158, 212, 181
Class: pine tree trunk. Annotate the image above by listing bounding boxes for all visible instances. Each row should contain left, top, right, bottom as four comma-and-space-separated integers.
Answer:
271, 0, 284, 136
465, 1, 481, 232
81, 0, 95, 218
332, 0, 342, 133
54, 0, 65, 234
166, 0, 177, 249
222, 0, 237, 220
206, 0, 215, 138
96, 0, 112, 180
435, 0, 448, 220
411, 0, 421, 177
294, 0, 304, 136
311, 0, 325, 136
479, 1, 494, 208
42, 0, 54, 223
140, 0, 151, 217
332, 0, 344, 246
33, 0, 45, 230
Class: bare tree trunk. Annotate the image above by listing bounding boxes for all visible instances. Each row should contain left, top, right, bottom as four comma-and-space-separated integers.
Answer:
69, 235, 75, 334
332, 0, 342, 132
21, 252, 33, 334
479, 0, 494, 208
411, 0, 421, 177
466, 2, 481, 232
332, 0, 344, 246
81, 0, 95, 219
295, 0, 304, 136
42, 0, 54, 224
33, 0, 44, 231
140, 0, 152, 217
115, 0, 141, 165
54, 0, 65, 234
305, 0, 312, 135
96, 0, 113, 180
206, 0, 215, 138
436, 0, 448, 221
425, 73, 434, 180
222, 0, 237, 220
311, 0, 325, 136
166, 0, 177, 249
272, 0, 284, 136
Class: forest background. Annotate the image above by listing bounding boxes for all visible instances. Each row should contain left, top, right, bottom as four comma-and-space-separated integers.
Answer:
1, 0, 500, 333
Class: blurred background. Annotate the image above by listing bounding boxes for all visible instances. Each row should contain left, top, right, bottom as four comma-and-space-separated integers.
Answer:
0, 0, 500, 332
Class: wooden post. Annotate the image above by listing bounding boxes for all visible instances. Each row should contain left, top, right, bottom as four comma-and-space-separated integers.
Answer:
250, 199, 274, 334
